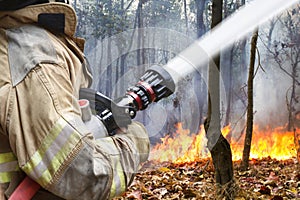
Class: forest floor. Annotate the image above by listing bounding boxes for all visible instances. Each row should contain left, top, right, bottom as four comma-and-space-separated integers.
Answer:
113, 158, 300, 200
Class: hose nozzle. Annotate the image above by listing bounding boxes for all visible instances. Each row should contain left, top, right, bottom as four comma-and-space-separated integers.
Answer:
124, 65, 176, 111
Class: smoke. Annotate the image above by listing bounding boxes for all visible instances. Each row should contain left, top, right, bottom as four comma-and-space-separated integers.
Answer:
83, 1, 299, 150
253, 16, 297, 129
253, 60, 292, 128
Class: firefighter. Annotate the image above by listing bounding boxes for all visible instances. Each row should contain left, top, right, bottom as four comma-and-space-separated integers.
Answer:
0, 0, 150, 199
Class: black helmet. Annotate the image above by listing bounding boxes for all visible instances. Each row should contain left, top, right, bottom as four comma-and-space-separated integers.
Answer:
0, 0, 69, 11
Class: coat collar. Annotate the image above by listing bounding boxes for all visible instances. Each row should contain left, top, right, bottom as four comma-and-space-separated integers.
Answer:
0, 2, 77, 37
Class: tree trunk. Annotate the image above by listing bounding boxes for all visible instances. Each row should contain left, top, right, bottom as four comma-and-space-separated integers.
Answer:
105, 1, 113, 96
120, 54, 127, 93
291, 63, 300, 162
240, 29, 258, 170
194, 0, 207, 133
183, 0, 189, 34
114, 59, 120, 96
288, 63, 297, 131
195, 0, 206, 37
137, 0, 145, 69
205, 0, 234, 199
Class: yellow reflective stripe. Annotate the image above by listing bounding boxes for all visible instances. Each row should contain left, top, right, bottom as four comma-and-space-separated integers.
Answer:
22, 118, 66, 175
110, 179, 116, 199
0, 152, 17, 163
37, 132, 79, 186
116, 159, 126, 193
0, 152, 20, 183
0, 172, 14, 183
109, 158, 126, 198
97, 138, 126, 198
21, 117, 81, 187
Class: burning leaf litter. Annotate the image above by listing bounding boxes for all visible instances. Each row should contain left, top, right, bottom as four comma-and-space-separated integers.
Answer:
113, 124, 299, 199
113, 158, 299, 200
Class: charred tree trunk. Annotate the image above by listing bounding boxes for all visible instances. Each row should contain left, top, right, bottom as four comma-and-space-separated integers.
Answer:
205, 0, 234, 199
241, 29, 258, 170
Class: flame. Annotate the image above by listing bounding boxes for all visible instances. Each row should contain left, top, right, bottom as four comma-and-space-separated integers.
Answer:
230, 125, 297, 161
150, 123, 298, 163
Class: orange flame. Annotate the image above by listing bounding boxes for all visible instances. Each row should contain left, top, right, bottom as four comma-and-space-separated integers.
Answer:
230, 125, 297, 161
149, 123, 298, 163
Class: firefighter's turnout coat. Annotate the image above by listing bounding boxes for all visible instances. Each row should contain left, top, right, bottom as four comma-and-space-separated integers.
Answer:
0, 2, 150, 200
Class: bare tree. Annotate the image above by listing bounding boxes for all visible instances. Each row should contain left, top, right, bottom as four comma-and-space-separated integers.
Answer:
240, 29, 259, 170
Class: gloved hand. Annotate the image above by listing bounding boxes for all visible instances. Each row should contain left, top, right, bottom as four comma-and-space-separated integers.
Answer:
96, 106, 132, 135
114, 121, 150, 163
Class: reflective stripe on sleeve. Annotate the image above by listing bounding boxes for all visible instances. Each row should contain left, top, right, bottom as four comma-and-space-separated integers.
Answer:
96, 137, 126, 198
21, 117, 81, 187
0, 152, 20, 183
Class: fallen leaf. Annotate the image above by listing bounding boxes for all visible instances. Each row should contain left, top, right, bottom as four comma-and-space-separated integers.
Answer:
158, 167, 170, 172
271, 195, 283, 200
257, 185, 271, 195
126, 190, 142, 200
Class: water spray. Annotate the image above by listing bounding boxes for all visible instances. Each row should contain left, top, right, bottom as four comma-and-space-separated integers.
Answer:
80, 0, 298, 134
163, 0, 299, 85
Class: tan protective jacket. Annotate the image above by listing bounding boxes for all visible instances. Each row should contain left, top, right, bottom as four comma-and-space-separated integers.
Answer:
0, 3, 150, 200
